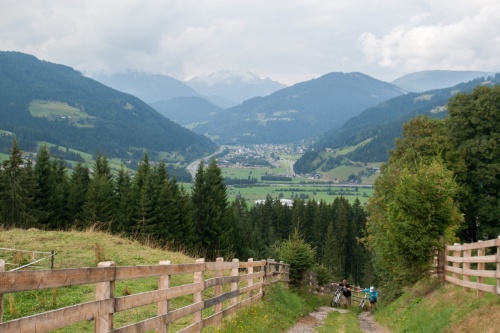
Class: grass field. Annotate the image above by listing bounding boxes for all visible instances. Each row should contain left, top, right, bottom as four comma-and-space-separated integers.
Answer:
0, 229, 202, 332
29, 100, 96, 127
227, 185, 372, 205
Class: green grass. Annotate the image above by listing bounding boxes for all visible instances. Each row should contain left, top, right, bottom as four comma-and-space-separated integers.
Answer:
29, 100, 96, 128
375, 278, 500, 332
0, 152, 9, 163
0, 228, 198, 332
202, 284, 322, 333
317, 310, 363, 333
227, 185, 372, 206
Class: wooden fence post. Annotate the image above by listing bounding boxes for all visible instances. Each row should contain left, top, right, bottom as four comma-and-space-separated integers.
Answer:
453, 243, 461, 281
477, 242, 485, 298
463, 248, 471, 292
231, 259, 239, 306
0, 259, 4, 323
259, 260, 265, 295
157, 260, 171, 333
193, 258, 205, 330
95, 261, 115, 333
279, 261, 284, 283
215, 257, 224, 316
247, 258, 254, 298
437, 239, 445, 283
497, 236, 500, 295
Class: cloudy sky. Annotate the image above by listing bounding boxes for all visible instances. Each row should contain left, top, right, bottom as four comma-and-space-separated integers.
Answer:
1, 0, 499, 85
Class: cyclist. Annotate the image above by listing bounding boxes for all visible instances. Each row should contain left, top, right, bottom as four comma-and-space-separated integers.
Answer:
361, 286, 378, 312
339, 279, 352, 308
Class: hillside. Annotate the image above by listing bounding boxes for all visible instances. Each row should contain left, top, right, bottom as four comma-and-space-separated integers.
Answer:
294, 74, 500, 173
0, 51, 216, 162
391, 70, 496, 92
193, 72, 404, 144
186, 70, 287, 104
150, 96, 223, 126
92, 70, 202, 103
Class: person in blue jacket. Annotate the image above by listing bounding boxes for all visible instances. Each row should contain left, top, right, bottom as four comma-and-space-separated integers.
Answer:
361, 286, 378, 311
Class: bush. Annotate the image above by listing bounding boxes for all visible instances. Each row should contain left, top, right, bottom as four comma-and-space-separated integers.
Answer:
273, 231, 316, 287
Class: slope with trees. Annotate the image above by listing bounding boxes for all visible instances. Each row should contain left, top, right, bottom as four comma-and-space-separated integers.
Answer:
0, 142, 371, 285
193, 72, 403, 144
0, 51, 216, 162
295, 74, 500, 174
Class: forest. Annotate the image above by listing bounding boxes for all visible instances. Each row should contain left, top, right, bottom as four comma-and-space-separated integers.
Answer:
0, 85, 498, 292
0, 141, 370, 284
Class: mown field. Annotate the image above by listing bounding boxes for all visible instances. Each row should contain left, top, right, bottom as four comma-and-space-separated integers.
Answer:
29, 100, 96, 128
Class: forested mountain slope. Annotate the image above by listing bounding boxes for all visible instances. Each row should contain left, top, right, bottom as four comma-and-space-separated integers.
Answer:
192, 72, 404, 144
391, 69, 495, 92
0, 51, 216, 161
294, 74, 500, 173
150, 96, 223, 126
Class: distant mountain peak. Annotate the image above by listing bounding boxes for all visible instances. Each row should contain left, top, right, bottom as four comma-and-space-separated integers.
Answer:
186, 70, 287, 104
190, 69, 278, 86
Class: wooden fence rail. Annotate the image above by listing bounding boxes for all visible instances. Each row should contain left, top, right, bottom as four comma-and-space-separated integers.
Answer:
438, 236, 500, 297
0, 258, 289, 333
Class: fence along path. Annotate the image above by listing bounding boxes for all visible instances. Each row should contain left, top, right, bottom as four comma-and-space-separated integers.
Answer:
0, 258, 289, 333
438, 236, 500, 297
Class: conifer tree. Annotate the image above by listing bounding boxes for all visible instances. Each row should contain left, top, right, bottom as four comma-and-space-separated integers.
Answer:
81, 153, 116, 230
50, 156, 69, 229
115, 166, 134, 233
33, 145, 53, 227
0, 140, 37, 228
191, 159, 233, 259
67, 161, 90, 227
131, 153, 153, 237
175, 183, 197, 251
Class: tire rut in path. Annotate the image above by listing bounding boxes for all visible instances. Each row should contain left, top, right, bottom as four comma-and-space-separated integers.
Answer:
285, 307, 391, 333
285, 307, 346, 333
358, 311, 392, 333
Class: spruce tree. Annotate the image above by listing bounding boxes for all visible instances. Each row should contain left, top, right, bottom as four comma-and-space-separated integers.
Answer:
0, 140, 37, 228
191, 159, 234, 259
115, 166, 134, 233
33, 145, 52, 228
67, 161, 90, 227
81, 153, 116, 230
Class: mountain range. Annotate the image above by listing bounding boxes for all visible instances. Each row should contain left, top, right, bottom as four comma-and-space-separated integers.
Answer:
391, 70, 495, 92
93, 69, 286, 109
0, 51, 216, 162
186, 70, 287, 104
192, 72, 404, 144
1, 50, 497, 170
293, 73, 500, 173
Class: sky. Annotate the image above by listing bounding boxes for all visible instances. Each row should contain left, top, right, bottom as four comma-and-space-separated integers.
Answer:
1, 0, 499, 86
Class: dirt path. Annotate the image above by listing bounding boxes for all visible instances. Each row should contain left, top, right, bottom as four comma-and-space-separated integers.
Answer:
285, 307, 391, 333
358, 311, 392, 333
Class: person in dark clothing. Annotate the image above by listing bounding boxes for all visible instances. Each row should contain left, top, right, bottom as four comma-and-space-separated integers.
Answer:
339, 279, 352, 308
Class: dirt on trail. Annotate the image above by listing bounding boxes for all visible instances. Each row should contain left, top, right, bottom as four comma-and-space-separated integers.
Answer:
285, 307, 391, 333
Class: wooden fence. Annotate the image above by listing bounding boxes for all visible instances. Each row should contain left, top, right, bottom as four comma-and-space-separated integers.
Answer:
0, 258, 289, 333
438, 236, 500, 297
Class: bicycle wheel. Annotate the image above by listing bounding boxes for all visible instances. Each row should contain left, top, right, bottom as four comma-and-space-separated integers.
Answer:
332, 294, 339, 307
359, 298, 365, 310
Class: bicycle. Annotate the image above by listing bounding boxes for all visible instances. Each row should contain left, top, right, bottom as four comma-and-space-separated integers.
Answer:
358, 292, 369, 310
331, 287, 342, 308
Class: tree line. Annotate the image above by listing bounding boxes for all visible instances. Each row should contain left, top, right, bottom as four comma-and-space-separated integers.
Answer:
0, 142, 370, 284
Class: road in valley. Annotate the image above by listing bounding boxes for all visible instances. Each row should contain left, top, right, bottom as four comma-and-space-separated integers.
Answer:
186, 147, 224, 179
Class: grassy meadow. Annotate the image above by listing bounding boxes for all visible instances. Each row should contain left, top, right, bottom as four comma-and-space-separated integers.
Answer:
29, 100, 96, 128
0, 229, 199, 332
